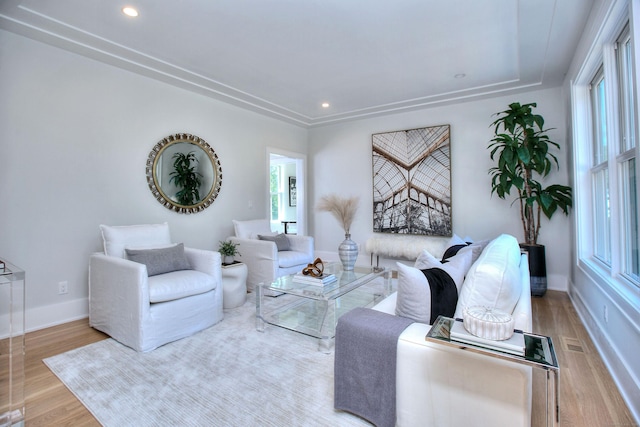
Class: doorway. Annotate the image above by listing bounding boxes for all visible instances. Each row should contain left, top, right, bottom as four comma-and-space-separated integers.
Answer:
267, 148, 307, 236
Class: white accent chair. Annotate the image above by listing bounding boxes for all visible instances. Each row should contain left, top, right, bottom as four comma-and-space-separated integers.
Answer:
89, 223, 224, 352
229, 219, 314, 292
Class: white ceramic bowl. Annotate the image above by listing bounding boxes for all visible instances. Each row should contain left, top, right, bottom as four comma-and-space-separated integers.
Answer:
463, 306, 515, 341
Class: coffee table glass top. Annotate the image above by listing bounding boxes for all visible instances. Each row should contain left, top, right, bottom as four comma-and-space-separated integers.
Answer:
256, 264, 392, 351
267, 264, 387, 300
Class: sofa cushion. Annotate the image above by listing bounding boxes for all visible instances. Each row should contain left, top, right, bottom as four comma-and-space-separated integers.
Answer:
460, 241, 490, 265
125, 243, 191, 276
441, 243, 469, 261
395, 261, 459, 324
395, 263, 433, 324
258, 233, 291, 251
414, 249, 472, 292
277, 250, 313, 268
441, 235, 490, 264
100, 223, 171, 258
233, 219, 272, 239
455, 234, 522, 319
147, 269, 216, 303
441, 233, 469, 259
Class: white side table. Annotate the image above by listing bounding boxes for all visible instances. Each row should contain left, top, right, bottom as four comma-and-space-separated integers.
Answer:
221, 262, 248, 309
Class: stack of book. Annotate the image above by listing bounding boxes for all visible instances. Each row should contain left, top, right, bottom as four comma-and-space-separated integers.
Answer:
450, 319, 525, 356
292, 273, 337, 286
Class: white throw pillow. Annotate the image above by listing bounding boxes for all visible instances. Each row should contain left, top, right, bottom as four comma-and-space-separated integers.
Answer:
232, 219, 273, 239
455, 234, 523, 318
100, 223, 171, 258
414, 249, 473, 292
395, 262, 432, 324
446, 234, 467, 247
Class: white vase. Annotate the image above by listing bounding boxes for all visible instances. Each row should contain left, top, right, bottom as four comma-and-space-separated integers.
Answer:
338, 233, 358, 271
223, 255, 234, 265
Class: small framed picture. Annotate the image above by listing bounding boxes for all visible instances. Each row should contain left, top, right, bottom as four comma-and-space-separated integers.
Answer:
289, 177, 297, 207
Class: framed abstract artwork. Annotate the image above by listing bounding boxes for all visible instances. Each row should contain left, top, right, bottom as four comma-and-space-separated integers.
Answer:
372, 125, 452, 236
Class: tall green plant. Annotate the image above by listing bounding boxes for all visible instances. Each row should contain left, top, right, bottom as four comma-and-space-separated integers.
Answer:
169, 151, 202, 206
488, 102, 572, 245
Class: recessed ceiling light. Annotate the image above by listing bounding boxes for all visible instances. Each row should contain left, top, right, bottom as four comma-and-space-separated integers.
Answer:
454, 73, 466, 79
122, 7, 139, 17
321, 102, 330, 108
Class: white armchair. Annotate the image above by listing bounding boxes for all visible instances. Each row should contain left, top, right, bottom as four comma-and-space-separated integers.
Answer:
229, 219, 314, 292
89, 223, 224, 352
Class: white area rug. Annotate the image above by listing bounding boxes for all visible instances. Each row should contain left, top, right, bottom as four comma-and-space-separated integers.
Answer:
44, 296, 372, 426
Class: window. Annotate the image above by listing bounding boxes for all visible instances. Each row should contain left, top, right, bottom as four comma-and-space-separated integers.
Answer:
270, 165, 284, 221
583, 21, 639, 287
616, 25, 639, 280
590, 68, 611, 264
621, 156, 639, 278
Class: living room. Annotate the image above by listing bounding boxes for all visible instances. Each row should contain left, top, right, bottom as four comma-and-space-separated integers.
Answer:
0, 0, 638, 425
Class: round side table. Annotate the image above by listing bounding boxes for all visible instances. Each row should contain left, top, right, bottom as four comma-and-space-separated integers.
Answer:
221, 262, 248, 309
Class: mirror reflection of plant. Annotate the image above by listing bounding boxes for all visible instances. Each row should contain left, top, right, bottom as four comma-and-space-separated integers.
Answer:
170, 151, 203, 206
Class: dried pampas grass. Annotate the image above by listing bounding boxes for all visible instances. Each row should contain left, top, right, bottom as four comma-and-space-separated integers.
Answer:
316, 194, 360, 235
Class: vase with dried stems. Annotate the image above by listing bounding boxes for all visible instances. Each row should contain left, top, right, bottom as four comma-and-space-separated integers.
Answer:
317, 194, 360, 271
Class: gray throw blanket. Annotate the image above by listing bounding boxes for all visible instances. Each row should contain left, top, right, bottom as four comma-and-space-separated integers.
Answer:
334, 307, 414, 427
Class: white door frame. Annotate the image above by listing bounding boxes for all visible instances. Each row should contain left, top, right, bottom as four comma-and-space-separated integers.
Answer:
266, 147, 307, 236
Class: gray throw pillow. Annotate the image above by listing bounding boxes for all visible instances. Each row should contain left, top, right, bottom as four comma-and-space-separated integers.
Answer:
125, 243, 191, 276
258, 233, 291, 251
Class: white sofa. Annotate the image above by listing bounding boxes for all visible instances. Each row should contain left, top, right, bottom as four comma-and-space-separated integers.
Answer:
89, 223, 224, 352
229, 219, 314, 292
371, 234, 533, 427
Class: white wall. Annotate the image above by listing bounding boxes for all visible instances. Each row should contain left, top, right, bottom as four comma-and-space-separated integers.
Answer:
0, 30, 308, 331
308, 87, 572, 291
562, 0, 640, 421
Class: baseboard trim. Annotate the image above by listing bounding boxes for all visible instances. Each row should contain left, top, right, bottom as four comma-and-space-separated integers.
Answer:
26, 297, 89, 333
569, 286, 640, 424
547, 273, 568, 292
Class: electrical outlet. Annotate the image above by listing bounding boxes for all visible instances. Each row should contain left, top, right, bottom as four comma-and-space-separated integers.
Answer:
603, 305, 609, 323
58, 281, 68, 295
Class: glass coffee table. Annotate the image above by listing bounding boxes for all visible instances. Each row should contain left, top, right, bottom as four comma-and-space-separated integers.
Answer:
256, 264, 392, 352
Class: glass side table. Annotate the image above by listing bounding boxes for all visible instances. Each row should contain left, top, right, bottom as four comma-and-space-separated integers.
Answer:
426, 316, 559, 427
0, 259, 25, 426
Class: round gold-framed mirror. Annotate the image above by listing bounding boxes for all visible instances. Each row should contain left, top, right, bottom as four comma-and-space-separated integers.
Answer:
146, 133, 222, 214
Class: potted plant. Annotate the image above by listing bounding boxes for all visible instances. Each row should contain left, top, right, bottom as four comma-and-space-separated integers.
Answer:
317, 194, 360, 271
488, 102, 572, 296
218, 240, 240, 265
170, 151, 202, 206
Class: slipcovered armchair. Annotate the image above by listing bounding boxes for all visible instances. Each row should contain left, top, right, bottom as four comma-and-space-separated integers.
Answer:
89, 223, 224, 352
229, 219, 314, 292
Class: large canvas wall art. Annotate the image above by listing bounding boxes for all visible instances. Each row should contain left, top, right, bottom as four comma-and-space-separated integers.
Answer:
372, 125, 452, 236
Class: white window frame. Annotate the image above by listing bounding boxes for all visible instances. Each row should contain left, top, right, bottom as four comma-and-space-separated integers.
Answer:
616, 25, 640, 282
571, 0, 640, 304
590, 67, 612, 265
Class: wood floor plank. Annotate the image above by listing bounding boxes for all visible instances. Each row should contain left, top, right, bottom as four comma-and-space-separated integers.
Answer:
17, 291, 637, 426
24, 319, 106, 426
531, 291, 637, 427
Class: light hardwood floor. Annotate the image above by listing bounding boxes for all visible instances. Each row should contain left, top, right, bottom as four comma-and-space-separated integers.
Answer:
531, 291, 637, 426
21, 290, 636, 426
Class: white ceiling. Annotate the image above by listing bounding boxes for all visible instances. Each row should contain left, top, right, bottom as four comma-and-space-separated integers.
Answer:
0, 0, 594, 127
